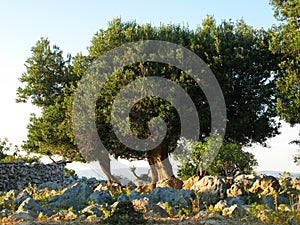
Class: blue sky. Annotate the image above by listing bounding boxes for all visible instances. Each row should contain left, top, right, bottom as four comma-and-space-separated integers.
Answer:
0, 0, 299, 173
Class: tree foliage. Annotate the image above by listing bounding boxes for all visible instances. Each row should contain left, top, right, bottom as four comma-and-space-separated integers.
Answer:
17, 17, 281, 181
17, 38, 81, 162
270, 0, 300, 125
270, 0, 300, 165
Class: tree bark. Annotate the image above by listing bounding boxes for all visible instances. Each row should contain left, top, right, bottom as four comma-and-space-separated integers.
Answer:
97, 152, 120, 185
146, 143, 174, 185
199, 160, 204, 177
131, 168, 143, 180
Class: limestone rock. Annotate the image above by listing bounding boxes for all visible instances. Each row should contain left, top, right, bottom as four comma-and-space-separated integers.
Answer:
88, 190, 113, 205
0, 162, 65, 192
249, 175, 280, 195
150, 187, 195, 208
214, 200, 228, 211
156, 176, 183, 189
129, 190, 142, 200
222, 204, 243, 217
234, 174, 259, 190
182, 175, 201, 190
144, 204, 169, 218
129, 189, 150, 201
117, 193, 130, 202
135, 184, 154, 193
227, 183, 244, 197
38, 181, 60, 191
16, 197, 43, 218
13, 191, 31, 208
10, 212, 34, 220
132, 197, 152, 212
48, 182, 93, 210
81, 204, 103, 217
64, 210, 78, 220
292, 178, 300, 191
227, 196, 247, 206
191, 176, 227, 205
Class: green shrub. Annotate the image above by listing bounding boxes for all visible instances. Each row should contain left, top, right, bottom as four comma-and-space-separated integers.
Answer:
64, 168, 78, 178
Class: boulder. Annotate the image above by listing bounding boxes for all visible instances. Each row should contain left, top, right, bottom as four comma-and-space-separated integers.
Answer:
129, 190, 142, 200
135, 184, 154, 193
261, 196, 276, 209
292, 178, 300, 191
214, 200, 228, 211
132, 197, 152, 212
222, 204, 244, 217
234, 174, 259, 190
227, 196, 247, 206
117, 193, 130, 202
249, 175, 280, 195
191, 176, 227, 205
182, 176, 201, 190
150, 187, 195, 208
227, 182, 245, 197
144, 204, 169, 218
16, 197, 43, 218
88, 190, 113, 205
49, 212, 66, 221
261, 194, 289, 210
86, 177, 103, 188
48, 182, 93, 210
156, 176, 183, 189
62, 175, 78, 188
129, 190, 150, 201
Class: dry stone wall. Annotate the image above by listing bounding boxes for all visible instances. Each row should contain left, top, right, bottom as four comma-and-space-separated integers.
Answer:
0, 161, 65, 191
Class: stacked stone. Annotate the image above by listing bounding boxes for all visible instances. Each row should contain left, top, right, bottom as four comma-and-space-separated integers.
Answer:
0, 161, 65, 191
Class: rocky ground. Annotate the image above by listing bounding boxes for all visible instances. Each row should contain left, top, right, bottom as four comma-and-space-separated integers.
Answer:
8, 217, 271, 225
0, 173, 299, 225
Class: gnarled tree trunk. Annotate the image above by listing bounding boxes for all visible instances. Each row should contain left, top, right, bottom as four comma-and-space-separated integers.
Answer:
97, 152, 120, 185
146, 142, 174, 185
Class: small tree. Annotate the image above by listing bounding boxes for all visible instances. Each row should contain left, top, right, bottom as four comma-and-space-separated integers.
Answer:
0, 138, 40, 163
176, 138, 258, 180
0, 138, 11, 160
